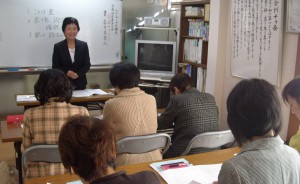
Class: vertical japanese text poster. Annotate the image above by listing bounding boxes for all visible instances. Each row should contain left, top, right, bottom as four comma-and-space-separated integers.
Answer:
286, 0, 300, 33
231, 0, 283, 85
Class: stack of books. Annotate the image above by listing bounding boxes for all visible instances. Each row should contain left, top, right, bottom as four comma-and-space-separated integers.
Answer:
185, 6, 204, 16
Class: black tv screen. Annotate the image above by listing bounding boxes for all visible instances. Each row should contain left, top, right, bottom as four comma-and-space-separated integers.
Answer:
137, 43, 173, 72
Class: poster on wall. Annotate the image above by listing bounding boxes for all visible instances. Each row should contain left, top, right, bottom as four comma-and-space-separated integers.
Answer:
231, 0, 283, 86
286, 0, 300, 33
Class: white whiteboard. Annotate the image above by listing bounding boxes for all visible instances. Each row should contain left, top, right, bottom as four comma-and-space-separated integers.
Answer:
231, 0, 283, 85
0, 0, 122, 68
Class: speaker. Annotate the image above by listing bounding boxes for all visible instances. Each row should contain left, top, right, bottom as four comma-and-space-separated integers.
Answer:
144, 17, 170, 27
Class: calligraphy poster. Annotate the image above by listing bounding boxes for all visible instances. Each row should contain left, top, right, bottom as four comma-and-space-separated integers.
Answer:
286, 0, 300, 33
231, 0, 283, 85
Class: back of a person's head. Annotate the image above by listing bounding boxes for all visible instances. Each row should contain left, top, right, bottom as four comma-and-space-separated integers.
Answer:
34, 69, 72, 105
227, 78, 282, 146
282, 77, 300, 105
58, 115, 117, 182
170, 73, 194, 93
109, 62, 140, 90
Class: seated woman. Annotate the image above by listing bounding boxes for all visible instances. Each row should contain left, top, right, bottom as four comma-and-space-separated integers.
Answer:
58, 115, 160, 184
282, 77, 300, 152
216, 79, 300, 184
103, 63, 162, 165
22, 69, 89, 178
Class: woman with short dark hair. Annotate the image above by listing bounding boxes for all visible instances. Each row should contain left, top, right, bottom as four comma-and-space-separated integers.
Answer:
215, 79, 300, 184
52, 17, 91, 90
58, 115, 160, 184
22, 69, 89, 178
282, 77, 300, 152
103, 63, 162, 165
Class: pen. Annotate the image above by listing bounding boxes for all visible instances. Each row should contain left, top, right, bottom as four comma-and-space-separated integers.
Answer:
161, 161, 185, 167
168, 163, 187, 168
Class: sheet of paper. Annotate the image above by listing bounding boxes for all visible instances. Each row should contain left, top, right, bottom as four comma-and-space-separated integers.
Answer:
66, 180, 82, 184
16, 95, 37, 102
72, 89, 108, 97
159, 164, 222, 184
72, 90, 92, 97
85, 89, 108, 95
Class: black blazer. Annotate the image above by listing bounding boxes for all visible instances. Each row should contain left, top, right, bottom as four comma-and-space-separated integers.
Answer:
52, 39, 91, 90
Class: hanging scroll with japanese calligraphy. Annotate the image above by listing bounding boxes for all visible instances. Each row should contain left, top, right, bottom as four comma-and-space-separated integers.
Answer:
286, 0, 300, 33
231, 0, 283, 85
0, 0, 121, 67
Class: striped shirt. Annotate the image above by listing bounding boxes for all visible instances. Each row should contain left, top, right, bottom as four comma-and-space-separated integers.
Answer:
218, 136, 300, 184
22, 101, 89, 178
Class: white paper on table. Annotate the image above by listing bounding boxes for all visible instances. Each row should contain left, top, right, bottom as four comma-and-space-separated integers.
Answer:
159, 164, 222, 184
72, 89, 108, 97
66, 180, 82, 184
16, 95, 37, 102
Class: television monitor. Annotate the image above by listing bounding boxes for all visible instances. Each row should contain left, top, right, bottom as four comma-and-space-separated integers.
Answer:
135, 40, 176, 81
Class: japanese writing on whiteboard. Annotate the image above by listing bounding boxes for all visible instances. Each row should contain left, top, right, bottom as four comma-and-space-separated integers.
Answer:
231, 0, 282, 85
103, 4, 119, 46
27, 8, 64, 39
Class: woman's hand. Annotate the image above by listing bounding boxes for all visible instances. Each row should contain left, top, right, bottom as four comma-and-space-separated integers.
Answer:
67, 70, 79, 79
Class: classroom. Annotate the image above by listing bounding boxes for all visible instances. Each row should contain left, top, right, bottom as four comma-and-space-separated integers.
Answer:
0, 0, 300, 183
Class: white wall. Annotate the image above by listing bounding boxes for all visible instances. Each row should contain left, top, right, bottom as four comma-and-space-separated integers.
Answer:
206, 0, 298, 141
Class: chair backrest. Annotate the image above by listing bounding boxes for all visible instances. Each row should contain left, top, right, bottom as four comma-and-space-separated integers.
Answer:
181, 130, 235, 156
117, 133, 171, 155
22, 145, 61, 177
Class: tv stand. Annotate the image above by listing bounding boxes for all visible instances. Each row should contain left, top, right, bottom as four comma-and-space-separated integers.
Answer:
140, 76, 172, 83
139, 78, 170, 108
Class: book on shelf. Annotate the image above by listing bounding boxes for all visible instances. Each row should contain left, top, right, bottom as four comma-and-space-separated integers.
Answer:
185, 6, 204, 16
187, 19, 209, 40
183, 39, 203, 63
204, 4, 210, 21
196, 67, 206, 93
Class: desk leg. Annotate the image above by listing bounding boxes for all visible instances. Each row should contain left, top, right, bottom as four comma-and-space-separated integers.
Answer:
14, 141, 23, 184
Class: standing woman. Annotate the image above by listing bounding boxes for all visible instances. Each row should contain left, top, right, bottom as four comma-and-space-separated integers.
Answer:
52, 17, 91, 90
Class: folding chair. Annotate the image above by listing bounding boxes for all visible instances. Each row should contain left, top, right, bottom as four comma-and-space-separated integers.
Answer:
22, 145, 61, 178
181, 130, 235, 156
117, 133, 171, 155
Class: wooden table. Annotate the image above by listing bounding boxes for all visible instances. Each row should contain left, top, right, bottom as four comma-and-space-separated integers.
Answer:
1, 106, 166, 184
16, 91, 114, 110
25, 147, 240, 184
1, 121, 23, 183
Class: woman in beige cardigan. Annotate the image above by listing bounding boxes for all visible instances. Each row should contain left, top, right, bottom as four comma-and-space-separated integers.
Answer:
103, 63, 162, 166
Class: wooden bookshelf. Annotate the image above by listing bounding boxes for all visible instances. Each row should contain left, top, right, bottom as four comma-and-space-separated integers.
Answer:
178, 1, 210, 91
